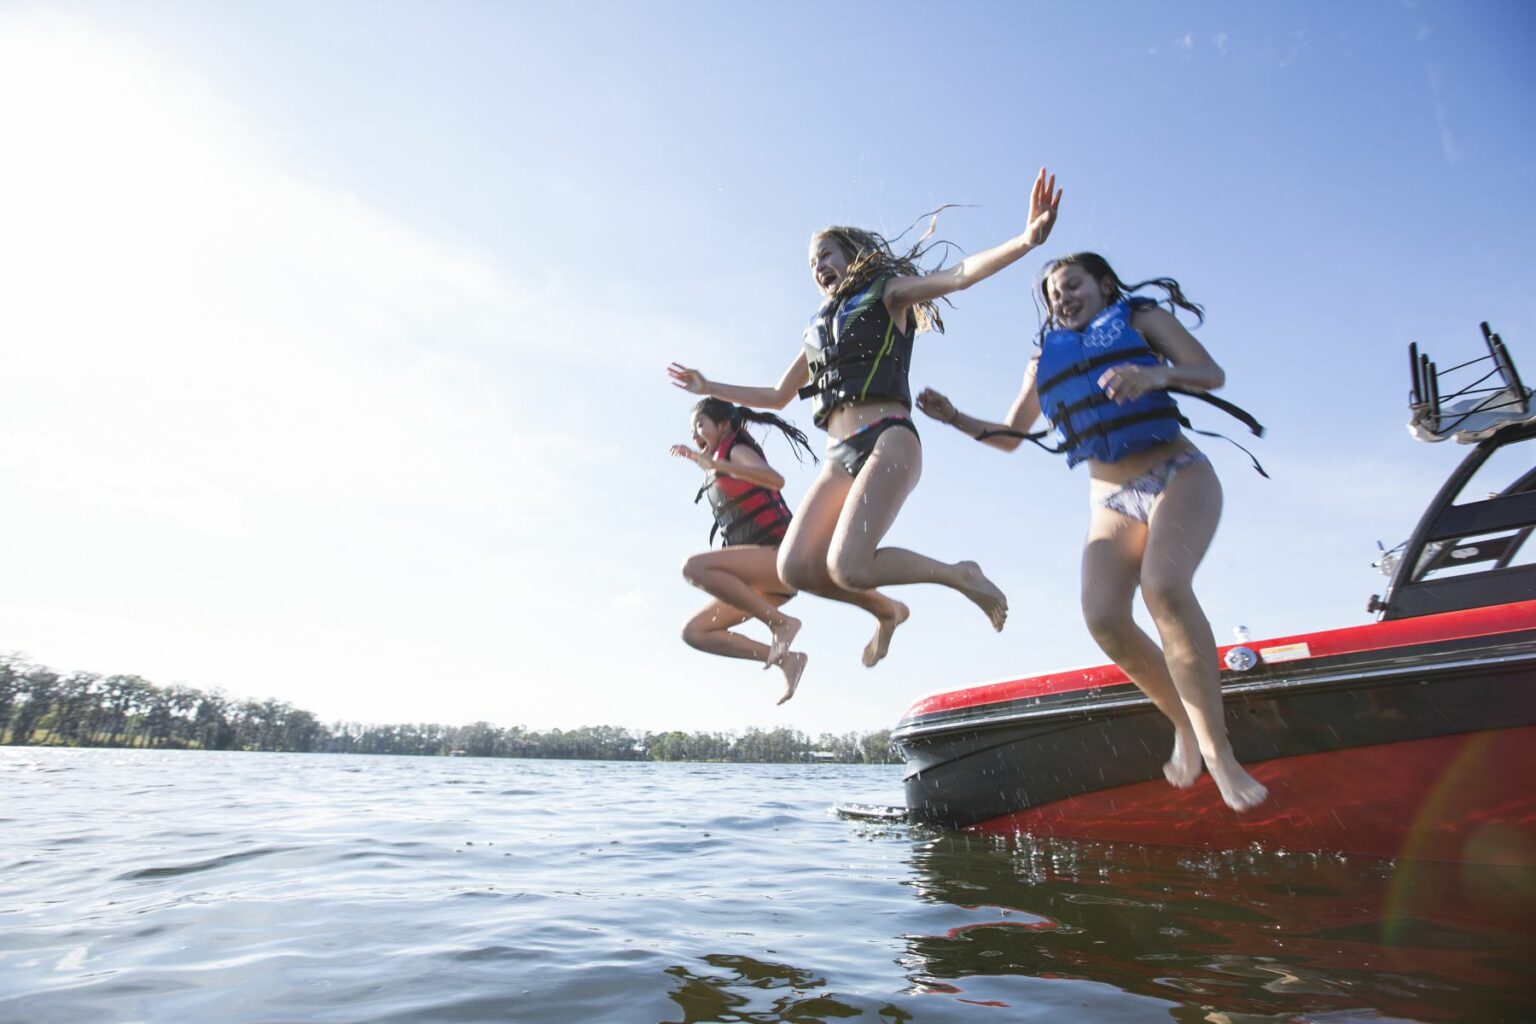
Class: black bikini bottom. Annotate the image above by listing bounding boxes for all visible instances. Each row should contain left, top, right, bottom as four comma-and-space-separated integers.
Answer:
827, 416, 919, 478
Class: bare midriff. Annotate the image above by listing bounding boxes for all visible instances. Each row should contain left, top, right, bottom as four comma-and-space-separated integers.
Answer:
1084, 435, 1198, 485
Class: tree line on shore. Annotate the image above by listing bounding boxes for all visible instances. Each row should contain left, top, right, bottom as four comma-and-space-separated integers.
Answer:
0, 654, 900, 764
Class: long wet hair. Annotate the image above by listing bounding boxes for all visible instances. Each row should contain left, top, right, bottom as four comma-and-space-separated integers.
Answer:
1036, 252, 1204, 343
694, 398, 817, 464
813, 207, 962, 335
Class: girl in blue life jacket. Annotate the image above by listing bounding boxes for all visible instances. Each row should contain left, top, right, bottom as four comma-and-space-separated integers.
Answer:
670, 398, 906, 704
916, 253, 1268, 812
668, 169, 1063, 664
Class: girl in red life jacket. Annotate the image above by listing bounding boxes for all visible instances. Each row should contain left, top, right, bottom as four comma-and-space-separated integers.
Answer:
668, 168, 1063, 655
671, 398, 907, 704
915, 253, 1268, 812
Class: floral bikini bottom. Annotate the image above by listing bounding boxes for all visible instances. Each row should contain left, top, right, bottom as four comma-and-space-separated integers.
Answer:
1094, 449, 1210, 524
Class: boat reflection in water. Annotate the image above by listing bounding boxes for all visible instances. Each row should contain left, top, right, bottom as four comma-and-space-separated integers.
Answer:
897, 831, 1535, 1022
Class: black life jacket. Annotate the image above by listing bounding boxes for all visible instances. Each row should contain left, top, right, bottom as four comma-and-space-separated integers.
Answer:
797, 273, 915, 429
694, 430, 793, 547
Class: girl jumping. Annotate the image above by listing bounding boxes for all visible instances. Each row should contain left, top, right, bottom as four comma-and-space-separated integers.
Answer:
916, 253, 1269, 811
668, 168, 1063, 660
671, 398, 903, 703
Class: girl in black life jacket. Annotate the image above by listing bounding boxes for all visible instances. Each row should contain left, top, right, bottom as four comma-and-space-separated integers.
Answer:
671, 398, 904, 703
669, 169, 1062, 658
916, 253, 1268, 812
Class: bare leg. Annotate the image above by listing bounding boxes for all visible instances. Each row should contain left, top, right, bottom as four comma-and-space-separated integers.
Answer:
681, 597, 808, 703
1142, 460, 1267, 812
828, 426, 1006, 630
682, 546, 801, 665
778, 464, 911, 664
1081, 510, 1203, 789
681, 599, 765, 661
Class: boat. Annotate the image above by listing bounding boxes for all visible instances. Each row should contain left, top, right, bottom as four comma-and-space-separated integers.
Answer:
893, 323, 1536, 865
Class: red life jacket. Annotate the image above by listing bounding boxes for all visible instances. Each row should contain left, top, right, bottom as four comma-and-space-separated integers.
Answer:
695, 429, 793, 547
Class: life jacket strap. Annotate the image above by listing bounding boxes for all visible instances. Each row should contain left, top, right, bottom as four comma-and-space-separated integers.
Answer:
1169, 388, 1265, 437
1167, 390, 1268, 476
1177, 420, 1269, 477
974, 426, 1063, 452
1058, 405, 1183, 449
720, 515, 787, 548
1036, 349, 1149, 395
799, 361, 880, 401
697, 482, 789, 547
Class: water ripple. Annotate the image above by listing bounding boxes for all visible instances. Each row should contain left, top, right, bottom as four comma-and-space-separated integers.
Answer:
0, 748, 1530, 1023
114, 846, 297, 881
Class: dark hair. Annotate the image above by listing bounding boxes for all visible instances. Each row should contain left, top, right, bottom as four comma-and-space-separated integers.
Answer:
693, 398, 817, 464
1037, 252, 1204, 342
813, 206, 964, 335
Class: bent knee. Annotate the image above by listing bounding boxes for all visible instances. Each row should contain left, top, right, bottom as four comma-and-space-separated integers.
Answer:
680, 621, 710, 650
1082, 606, 1136, 653
1141, 579, 1199, 620
828, 553, 876, 593
778, 553, 818, 592
681, 554, 709, 586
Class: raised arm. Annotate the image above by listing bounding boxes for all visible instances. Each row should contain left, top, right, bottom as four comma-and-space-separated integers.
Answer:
916, 361, 1043, 453
667, 351, 810, 411
1097, 307, 1224, 404
884, 168, 1062, 316
669, 440, 786, 490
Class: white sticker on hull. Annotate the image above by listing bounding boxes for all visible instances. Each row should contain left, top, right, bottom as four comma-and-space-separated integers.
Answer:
1259, 642, 1312, 663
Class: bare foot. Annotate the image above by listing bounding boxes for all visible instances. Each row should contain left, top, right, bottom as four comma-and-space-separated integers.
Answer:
1207, 752, 1269, 812
862, 601, 910, 668
764, 614, 802, 669
776, 651, 808, 705
954, 561, 1007, 631
1163, 727, 1203, 789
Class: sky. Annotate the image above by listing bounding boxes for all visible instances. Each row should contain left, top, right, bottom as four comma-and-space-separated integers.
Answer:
0, 0, 1532, 736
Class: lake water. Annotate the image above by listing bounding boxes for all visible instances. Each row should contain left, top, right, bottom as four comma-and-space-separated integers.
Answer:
1, 747, 1531, 1023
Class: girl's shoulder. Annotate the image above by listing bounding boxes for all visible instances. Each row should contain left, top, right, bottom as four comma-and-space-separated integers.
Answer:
723, 433, 767, 464
1127, 301, 1177, 331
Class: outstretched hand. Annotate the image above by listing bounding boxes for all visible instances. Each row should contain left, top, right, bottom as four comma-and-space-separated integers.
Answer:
1024, 167, 1063, 248
667, 362, 708, 394
915, 387, 957, 424
669, 443, 712, 470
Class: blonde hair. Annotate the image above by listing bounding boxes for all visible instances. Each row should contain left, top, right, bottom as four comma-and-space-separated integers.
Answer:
812, 214, 954, 335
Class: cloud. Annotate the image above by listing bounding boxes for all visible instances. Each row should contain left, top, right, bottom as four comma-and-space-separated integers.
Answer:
1424, 63, 1460, 163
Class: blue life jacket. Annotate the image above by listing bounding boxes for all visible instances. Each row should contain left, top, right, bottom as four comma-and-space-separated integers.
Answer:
1035, 298, 1183, 466
798, 274, 915, 430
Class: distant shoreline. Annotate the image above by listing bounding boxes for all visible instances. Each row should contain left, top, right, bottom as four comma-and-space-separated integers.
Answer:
0, 653, 900, 764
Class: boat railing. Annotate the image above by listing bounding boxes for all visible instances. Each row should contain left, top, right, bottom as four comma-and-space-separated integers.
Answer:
1409, 322, 1532, 443
1372, 323, 1536, 620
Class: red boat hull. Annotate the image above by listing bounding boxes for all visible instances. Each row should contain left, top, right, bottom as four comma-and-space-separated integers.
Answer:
971, 727, 1536, 865
896, 602, 1536, 864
